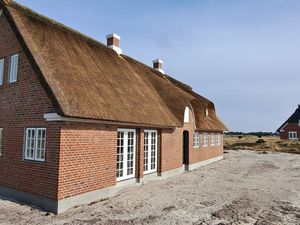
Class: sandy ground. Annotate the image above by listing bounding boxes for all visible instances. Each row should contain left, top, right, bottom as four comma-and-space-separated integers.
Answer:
0, 150, 300, 225
224, 135, 300, 154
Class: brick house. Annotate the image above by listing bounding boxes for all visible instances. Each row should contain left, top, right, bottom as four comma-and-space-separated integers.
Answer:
277, 105, 300, 140
0, 0, 227, 213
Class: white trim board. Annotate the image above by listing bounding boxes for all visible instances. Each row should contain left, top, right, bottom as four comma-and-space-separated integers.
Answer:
43, 113, 175, 129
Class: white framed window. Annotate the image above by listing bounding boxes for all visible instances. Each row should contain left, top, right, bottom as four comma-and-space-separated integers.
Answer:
217, 133, 222, 146
193, 131, 200, 148
0, 128, 3, 157
288, 131, 297, 140
184, 107, 190, 123
144, 130, 158, 174
0, 59, 4, 85
203, 133, 208, 147
9, 54, 19, 83
211, 133, 215, 146
24, 128, 46, 162
116, 129, 136, 181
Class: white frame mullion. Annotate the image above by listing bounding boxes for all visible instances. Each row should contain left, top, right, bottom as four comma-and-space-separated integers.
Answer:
25, 128, 35, 160
203, 133, 208, 147
211, 133, 215, 146
35, 128, 46, 162
288, 131, 297, 140
24, 128, 46, 162
144, 129, 158, 175
193, 131, 200, 148
0, 59, 4, 85
116, 128, 136, 182
9, 54, 19, 83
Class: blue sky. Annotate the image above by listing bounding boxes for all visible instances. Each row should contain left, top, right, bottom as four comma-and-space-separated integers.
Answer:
16, 0, 300, 132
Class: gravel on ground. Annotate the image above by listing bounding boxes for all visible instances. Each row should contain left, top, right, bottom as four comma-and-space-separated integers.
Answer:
0, 150, 300, 225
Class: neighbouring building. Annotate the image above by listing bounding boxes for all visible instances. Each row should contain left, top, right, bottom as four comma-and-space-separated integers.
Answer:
277, 105, 300, 140
0, 0, 227, 213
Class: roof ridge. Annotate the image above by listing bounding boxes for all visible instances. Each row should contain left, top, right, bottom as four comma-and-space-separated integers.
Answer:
5, 0, 201, 98
4, 0, 116, 53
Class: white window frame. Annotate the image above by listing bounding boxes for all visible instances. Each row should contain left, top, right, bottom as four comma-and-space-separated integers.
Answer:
203, 133, 208, 147
0, 128, 3, 157
184, 107, 190, 123
116, 129, 136, 181
217, 133, 222, 146
144, 130, 158, 175
0, 59, 4, 85
9, 54, 19, 83
211, 133, 215, 146
288, 131, 297, 140
193, 131, 200, 148
24, 128, 46, 162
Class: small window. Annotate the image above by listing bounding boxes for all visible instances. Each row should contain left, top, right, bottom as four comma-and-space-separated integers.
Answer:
0, 59, 4, 85
0, 128, 3, 157
288, 131, 297, 140
217, 133, 222, 146
211, 133, 215, 146
24, 128, 46, 162
205, 108, 209, 117
184, 107, 190, 123
9, 54, 19, 83
203, 133, 208, 147
193, 132, 200, 148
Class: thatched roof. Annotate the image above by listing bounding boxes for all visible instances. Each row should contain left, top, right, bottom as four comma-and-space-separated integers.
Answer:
1, 0, 227, 131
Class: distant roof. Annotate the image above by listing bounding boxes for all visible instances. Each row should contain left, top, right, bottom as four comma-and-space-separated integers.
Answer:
0, 0, 227, 131
277, 105, 300, 132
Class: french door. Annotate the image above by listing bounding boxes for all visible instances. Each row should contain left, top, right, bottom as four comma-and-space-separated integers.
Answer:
144, 130, 158, 174
116, 129, 136, 181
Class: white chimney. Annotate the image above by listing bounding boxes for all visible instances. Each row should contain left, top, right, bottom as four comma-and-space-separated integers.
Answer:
106, 33, 122, 54
152, 59, 164, 74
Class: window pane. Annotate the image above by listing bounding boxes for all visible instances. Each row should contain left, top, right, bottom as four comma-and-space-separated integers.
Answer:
24, 128, 46, 161
127, 132, 135, 176
0, 59, 4, 85
144, 131, 158, 173
35, 129, 46, 161
9, 54, 19, 83
116, 131, 124, 178
193, 132, 199, 147
144, 132, 149, 171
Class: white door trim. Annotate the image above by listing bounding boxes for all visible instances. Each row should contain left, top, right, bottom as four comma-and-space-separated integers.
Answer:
143, 129, 158, 175
116, 129, 136, 182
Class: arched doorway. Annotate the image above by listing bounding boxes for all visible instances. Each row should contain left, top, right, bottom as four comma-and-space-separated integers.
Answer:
183, 130, 189, 166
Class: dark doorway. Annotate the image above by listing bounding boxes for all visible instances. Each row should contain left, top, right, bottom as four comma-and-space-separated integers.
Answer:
183, 130, 189, 165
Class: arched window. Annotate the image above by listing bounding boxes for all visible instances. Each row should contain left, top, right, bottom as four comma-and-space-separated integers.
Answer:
184, 107, 190, 123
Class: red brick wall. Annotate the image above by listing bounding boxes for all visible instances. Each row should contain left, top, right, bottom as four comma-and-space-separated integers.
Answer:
161, 107, 223, 172
58, 123, 117, 200
280, 123, 300, 140
0, 14, 60, 199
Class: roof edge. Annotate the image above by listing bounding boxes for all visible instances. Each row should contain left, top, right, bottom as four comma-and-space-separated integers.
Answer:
1, 1, 64, 115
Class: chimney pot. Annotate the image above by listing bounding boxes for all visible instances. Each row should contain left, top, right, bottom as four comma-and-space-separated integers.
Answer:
152, 59, 164, 74
106, 33, 122, 54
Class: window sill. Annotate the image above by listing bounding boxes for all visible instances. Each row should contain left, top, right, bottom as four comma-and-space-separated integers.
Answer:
23, 159, 45, 163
